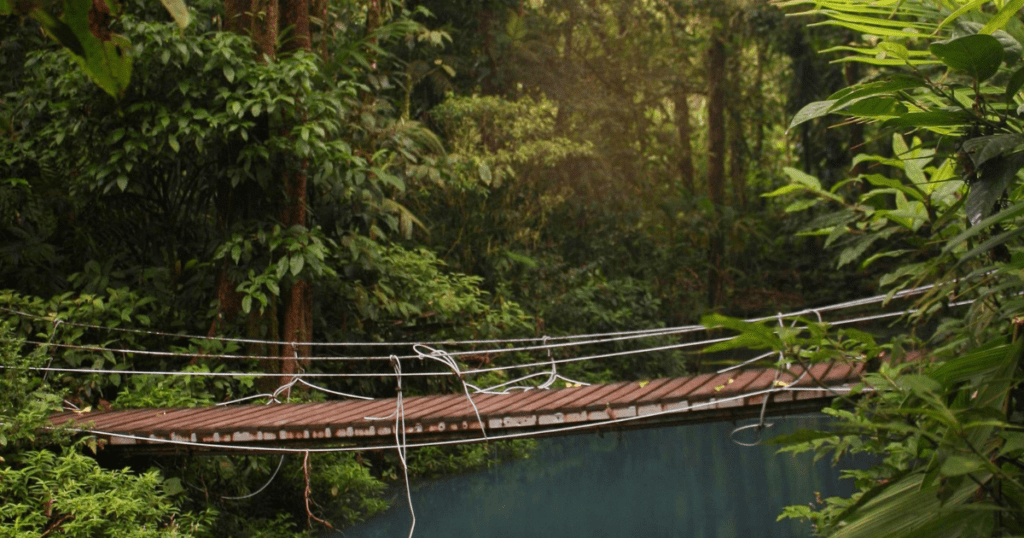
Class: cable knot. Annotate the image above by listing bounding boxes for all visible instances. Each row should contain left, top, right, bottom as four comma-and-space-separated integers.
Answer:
390, 355, 402, 393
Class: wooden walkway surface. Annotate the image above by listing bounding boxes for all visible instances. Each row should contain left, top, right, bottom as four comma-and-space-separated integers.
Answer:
49, 362, 863, 454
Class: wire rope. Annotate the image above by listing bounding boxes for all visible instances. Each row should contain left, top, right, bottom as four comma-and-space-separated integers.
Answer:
2, 299, 975, 381
0, 283, 936, 353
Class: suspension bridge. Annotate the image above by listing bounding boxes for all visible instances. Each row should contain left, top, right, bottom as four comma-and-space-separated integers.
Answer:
2, 287, 933, 456
2, 289, 929, 537
48, 361, 863, 455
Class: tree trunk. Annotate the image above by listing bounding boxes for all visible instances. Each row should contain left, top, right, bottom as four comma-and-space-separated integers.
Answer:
278, 0, 312, 386
729, 107, 747, 209
673, 87, 695, 195
366, 0, 381, 47
223, 0, 252, 34
212, 0, 274, 337
280, 0, 310, 53
210, 177, 242, 337
705, 19, 727, 309
220, 0, 312, 390
727, 48, 747, 210
554, 1, 575, 134
726, 18, 746, 209
753, 40, 766, 168
251, 0, 278, 60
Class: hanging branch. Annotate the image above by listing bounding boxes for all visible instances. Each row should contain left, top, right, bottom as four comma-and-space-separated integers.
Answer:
303, 451, 333, 531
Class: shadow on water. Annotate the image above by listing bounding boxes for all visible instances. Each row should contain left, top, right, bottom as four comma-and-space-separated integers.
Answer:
337, 415, 859, 538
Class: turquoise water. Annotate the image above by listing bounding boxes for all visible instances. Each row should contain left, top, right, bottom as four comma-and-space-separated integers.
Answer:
339, 416, 853, 538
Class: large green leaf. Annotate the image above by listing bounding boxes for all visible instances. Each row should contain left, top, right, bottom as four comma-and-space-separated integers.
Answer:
843, 96, 907, 117
831, 473, 987, 538
965, 152, 1024, 225
994, 30, 1024, 64
952, 21, 1024, 64
967, 338, 1023, 452
929, 34, 1003, 82
930, 338, 1012, 387
936, 0, 988, 32
962, 134, 1024, 169
1002, 13, 1024, 53
943, 200, 1024, 254
981, 0, 1024, 35
939, 455, 985, 477
812, 19, 932, 38
957, 225, 1024, 264
783, 166, 822, 189
827, 75, 925, 106
882, 110, 972, 128
788, 99, 837, 131
158, 0, 190, 30
765, 429, 839, 446
29, 8, 86, 57
863, 173, 925, 201
824, 11, 932, 30
33, 0, 133, 98
700, 314, 782, 352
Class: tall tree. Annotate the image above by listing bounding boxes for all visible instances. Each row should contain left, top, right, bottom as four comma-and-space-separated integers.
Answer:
705, 8, 727, 308
216, 0, 313, 382
278, 0, 313, 379
674, 85, 696, 194
726, 15, 749, 210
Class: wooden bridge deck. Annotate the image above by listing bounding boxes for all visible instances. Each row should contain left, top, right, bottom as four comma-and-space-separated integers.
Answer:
49, 362, 864, 454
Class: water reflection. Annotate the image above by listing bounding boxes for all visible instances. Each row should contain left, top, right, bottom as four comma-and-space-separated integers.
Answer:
340, 415, 853, 538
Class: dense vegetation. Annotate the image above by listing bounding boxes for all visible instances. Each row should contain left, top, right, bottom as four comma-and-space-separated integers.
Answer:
4, 0, 1024, 535
755, 1, 1024, 536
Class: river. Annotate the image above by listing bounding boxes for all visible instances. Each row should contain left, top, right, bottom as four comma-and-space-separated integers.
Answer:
338, 415, 856, 537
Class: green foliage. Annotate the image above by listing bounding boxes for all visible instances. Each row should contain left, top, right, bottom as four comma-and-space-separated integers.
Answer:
769, 4, 1024, 331
701, 312, 878, 370
0, 289, 248, 407
0, 0, 193, 98
0, 445, 216, 537
176, 452, 387, 533
333, 242, 530, 337
0, 8, 497, 346
0, 325, 215, 537
305, 453, 389, 526
2, 6, 546, 532
766, 133, 963, 277
0, 325, 65, 453
767, 0, 1024, 535
111, 365, 223, 409
215, 224, 338, 315
0, 0, 915, 534
17, 0, 132, 98
421, 94, 594, 283
773, 339, 1024, 537
540, 269, 686, 382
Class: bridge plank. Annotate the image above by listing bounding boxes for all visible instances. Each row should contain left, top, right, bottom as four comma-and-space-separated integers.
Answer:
633, 376, 697, 403
404, 393, 471, 419
492, 385, 580, 413
720, 369, 769, 395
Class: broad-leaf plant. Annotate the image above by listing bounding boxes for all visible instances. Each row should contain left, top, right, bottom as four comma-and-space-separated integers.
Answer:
707, 1, 1024, 536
